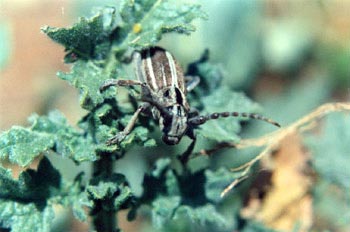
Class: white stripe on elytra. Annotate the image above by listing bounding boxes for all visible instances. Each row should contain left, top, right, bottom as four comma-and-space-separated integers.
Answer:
160, 64, 167, 87
134, 52, 145, 82
165, 51, 178, 88
146, 50, 158, 90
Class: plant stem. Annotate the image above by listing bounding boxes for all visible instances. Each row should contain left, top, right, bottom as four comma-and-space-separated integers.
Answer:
92, 154, 118, 232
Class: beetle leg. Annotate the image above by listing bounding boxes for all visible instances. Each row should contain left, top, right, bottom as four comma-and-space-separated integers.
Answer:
99, 79, 143, 92
185, 75, 200, 92
178, 132, 196, 165
106, 102, 150, 145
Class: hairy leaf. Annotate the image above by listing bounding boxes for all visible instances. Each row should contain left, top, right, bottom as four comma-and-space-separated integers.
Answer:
0, 111, 96, 166
87, 173, 134, 211
58, 174, 92, 222
0, 157, 60, 201
173, 204, 230, 230
30, 111, 97, 163
151, 196, 181, 228
42, 7, 118, 62
43, 1, 205, 110
142, 159, 234, 230
56, 60, 114, 110
118, 0, 206, 49
0, 200, 55, 232
0, 127, 54, 167
0, 158, 60, 232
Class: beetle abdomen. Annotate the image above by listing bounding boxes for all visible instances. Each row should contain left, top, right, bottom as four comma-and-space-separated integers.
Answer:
139, 47, 186, 93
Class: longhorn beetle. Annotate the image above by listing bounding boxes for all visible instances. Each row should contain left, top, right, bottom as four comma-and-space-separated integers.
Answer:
100, 46, 280, 146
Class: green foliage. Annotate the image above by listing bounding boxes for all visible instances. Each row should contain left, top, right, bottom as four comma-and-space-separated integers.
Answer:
305, 113, 350, 189
304, 113, 350, 231
0, 111, 96, 167
0, 157, 89, 232
186, 49, 260, 144
198, 87, 260, 143
140, 158, 237, 231
2, 1, 322, 231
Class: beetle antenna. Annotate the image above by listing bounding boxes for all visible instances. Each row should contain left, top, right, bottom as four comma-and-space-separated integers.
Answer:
188, 112, 280, 127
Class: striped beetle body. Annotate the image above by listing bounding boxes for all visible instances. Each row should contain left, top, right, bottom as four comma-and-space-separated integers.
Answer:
100, 46, 280, 146
138, 47, 190, 145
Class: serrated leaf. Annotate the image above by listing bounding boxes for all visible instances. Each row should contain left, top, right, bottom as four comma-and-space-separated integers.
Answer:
30, 111, 97, 163
305, 113, 350, 189
197, 86, 260, 143
0, 111, 97, 166
118, 0, 207, 49
57, 174, 92, 222
0, 126, 54, 167
205, 167, 244, 203
0, 157, 60, 201
0, 158, 60, 232
0, 200, 55, 232
57, 60, 114, 110
173, 204, 230, 230
42, 7, 118, 62
151, 196, 181, 228
87, 173, 134, 211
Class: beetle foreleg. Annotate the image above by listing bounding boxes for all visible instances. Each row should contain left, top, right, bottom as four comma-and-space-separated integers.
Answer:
100, 79, 143, 92
106, 102, 150, 145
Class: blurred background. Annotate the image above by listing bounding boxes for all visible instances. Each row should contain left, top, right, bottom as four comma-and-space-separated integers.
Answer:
1, 0, 349, 231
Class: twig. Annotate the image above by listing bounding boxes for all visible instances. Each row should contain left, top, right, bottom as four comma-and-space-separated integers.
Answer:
219, 102, 350, 197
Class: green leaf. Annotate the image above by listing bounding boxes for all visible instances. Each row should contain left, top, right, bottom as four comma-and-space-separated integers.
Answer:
173, 204, 230, 230
186, 49, 223, 97
197, 86, 260, 143
0, 201, 55, 232
305, 113, 350, 189
44, 1, 205, 110
0, 126, 54, 167
42, 7, 118, 62
57, 174, 92, 222
87, 173, 134, 211
151, 198, 231, 231
118, 0, 207, 49
313, 181, 350, 230
0, 157, 60, 232
29, 111, 97, 163
151, 196, 181, 228
0, 157, 60, 201
56, 60, 114, 110
0, 111, 97, 166
205, 167, 243, 203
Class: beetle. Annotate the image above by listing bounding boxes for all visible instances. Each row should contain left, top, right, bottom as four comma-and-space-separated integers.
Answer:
100, 46, 280, 146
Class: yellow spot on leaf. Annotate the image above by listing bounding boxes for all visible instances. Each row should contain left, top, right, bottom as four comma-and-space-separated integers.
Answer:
133, 23, 142, 34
